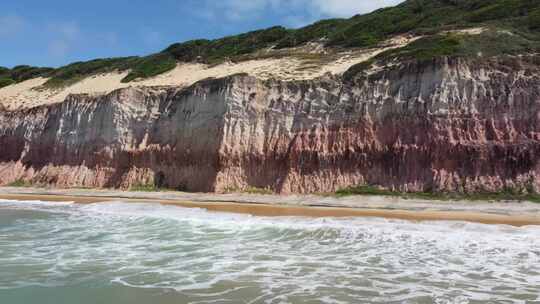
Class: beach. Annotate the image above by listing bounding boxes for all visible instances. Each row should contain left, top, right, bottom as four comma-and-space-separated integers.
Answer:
1, 187, 540, 226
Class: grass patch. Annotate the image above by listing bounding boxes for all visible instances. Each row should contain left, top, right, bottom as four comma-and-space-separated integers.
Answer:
336, 185, 400, 197
382, 33, 462, 62
129, 183, 160, 192
0, 65, 55, 88
165, 26, 290, 65
336, 185, 540, 203
121, 54, 176, 83
8, 179, 32, 187
223, 186, 274, 195
382, 29, 538, 62
0, 78, 16, 88
129, 182, 181, 192
344, 27, 540, 81
529, 8, 540, 29
43, 57, 136, 88
245, 187, 274, 195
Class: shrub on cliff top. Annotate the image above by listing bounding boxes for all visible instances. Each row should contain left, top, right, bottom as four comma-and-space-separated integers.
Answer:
344, 27, 540, 81
44, 57, 137, 87
0, 66, 10, 77
164, 26, 289, 64
380, 34, 462, 62
9, 65, 54, 82
0, 78, 16, 88
529, 9, 540, 30
121, 54, 177, 83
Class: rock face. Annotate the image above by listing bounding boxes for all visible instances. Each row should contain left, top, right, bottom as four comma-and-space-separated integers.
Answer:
1, 57, 539, 193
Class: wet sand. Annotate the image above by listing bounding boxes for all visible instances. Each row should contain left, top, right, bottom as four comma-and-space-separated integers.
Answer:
1, 192, 540, 226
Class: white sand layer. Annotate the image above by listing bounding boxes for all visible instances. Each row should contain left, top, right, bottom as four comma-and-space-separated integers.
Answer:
0, 34, 419, 110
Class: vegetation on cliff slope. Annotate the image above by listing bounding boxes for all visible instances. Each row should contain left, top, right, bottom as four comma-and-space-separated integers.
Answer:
0, 65, 55, 88
344, 27, 540, 81
1, 0, 539, 88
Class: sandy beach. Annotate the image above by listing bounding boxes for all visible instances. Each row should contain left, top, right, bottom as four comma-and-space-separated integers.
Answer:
1, 187, 540, 226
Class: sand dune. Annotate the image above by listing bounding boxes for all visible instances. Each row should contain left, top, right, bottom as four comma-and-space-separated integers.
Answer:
0, 34, 418, 110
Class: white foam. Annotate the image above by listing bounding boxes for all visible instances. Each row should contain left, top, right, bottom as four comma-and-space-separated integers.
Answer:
0, 199, 539, 303
0, 199, 74, 206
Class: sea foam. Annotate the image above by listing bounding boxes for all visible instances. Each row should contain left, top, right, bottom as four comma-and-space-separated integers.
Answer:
0, 199, 539, 303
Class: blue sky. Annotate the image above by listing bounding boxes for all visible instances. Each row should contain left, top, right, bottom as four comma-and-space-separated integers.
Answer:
0, 0, 403, 68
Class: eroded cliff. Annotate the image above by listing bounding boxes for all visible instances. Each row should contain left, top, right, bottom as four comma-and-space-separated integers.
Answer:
1, 57, 539, 193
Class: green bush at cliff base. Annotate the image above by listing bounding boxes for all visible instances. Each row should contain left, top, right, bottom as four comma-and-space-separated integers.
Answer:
129, 183, 160, 192
336, 185, 540, 203
8, 179, 32, 187
223, 186, 273, 195
336, 185, 401, 197
129, 182, 182, 192
245, 187, 273, 195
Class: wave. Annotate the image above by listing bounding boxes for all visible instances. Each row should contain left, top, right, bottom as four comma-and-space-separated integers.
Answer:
1, 199, 539, 303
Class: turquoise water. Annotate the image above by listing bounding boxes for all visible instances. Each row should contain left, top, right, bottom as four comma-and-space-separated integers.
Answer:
0, 199, 539, 304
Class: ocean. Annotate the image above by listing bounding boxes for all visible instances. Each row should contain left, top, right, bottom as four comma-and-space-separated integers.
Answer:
0, 199, 539, 304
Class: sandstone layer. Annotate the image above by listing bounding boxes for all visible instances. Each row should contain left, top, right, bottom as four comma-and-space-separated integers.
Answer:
1, 57, 539, 193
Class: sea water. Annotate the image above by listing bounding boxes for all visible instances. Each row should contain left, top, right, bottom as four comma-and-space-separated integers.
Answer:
0, 199, 539, 304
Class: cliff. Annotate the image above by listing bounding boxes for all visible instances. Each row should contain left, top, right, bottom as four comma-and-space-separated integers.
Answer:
1, 56, 539, 193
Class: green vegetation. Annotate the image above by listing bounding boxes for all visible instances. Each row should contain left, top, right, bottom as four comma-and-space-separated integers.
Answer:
223, 186, 274, 195
275, 19, 348, 48
383, 34, 462, 61
164, 26, 290, 64
129, 182, 184, 192
386, 29, 537, 60
8, 179, 32, 187
121, 54, 176, 83
336, 185, 540, 203
2, 0, 539, 88
344, 28, 540, 80
9, 65, 55, 82
529, 8, 540, 29
0, 65, 55, 88
244, 187, 273, 195
44, 57, 137, 87
129, 183, 160, 192
336, 185, 402, 197
0, 78, 16, 88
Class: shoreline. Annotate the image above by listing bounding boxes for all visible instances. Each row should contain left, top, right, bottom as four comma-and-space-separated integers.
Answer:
1, 188, 540, 226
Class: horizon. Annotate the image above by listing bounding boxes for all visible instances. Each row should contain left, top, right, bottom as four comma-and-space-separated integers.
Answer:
0, 0, 403, 68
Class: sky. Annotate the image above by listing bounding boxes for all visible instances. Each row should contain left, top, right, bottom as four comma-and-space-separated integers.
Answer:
0, 0, 404, 68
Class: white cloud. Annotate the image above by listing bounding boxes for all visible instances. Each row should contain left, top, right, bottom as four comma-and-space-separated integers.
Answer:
200, 0, 281, 21
312, 0, 403, 17
199, 0, 404, 23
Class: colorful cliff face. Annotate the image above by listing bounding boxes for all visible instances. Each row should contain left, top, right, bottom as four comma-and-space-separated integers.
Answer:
1, 56, 538, 193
